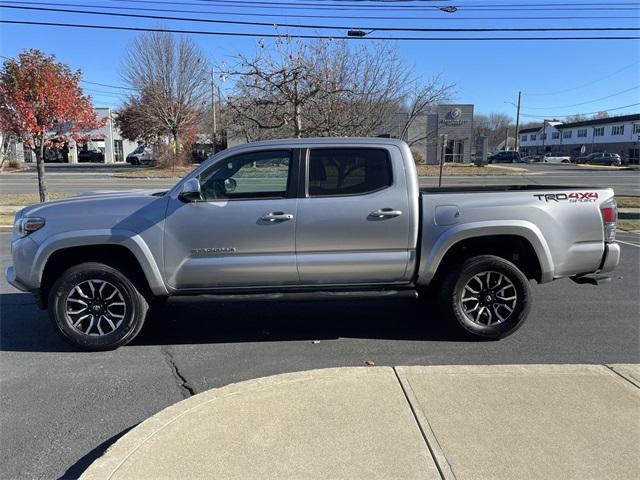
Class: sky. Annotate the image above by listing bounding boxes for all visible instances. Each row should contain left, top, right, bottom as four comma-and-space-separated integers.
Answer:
1, 0, 639, 122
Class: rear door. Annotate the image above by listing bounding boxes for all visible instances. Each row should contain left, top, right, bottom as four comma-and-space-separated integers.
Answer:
295, 146, 412, 285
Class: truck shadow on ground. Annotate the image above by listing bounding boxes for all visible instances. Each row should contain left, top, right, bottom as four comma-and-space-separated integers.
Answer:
0, 293, 474, 353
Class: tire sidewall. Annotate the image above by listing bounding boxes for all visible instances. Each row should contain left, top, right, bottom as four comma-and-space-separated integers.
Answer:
49, 263, 146, 350
451, 256, 531, 339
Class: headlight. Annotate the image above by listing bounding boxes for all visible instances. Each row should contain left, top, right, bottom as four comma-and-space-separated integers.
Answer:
14, 217, 45, 236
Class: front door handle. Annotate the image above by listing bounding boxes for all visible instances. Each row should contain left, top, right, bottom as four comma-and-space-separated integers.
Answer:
261, 211, 294, 222
370, 208, 403, 219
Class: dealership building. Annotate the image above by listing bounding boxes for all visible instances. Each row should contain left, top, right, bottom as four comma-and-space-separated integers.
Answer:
519, 113, 640, 162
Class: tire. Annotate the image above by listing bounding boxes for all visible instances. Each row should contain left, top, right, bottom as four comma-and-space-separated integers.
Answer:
48, 262, 149, 351
438, 255, 531, 339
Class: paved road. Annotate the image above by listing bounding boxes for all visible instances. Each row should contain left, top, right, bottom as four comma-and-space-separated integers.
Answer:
1, 163, 639, 195
1, 231, 639, 479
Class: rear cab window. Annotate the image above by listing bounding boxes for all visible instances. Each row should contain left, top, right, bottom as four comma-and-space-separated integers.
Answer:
307, 148, 392, 197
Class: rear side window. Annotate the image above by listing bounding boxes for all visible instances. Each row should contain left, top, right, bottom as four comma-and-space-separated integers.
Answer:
307, 148, 392, 197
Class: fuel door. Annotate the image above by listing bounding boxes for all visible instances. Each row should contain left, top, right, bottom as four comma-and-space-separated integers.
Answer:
435, 205, 461, 226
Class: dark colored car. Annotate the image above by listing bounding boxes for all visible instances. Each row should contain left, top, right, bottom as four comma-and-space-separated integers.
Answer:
487, 151, 522, 163
78, 149, 104, 163
575, 152, 622, 167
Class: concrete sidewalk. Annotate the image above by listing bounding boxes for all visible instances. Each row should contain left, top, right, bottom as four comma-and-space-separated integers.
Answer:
78, 364, 639, 479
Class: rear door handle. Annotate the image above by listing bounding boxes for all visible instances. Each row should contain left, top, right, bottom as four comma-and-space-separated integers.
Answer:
370, 208, 403, 219
261, 211, 294, 222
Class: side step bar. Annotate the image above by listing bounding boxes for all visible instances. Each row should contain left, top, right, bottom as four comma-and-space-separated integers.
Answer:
191, 289, 419, 303
570, 274, 611, 286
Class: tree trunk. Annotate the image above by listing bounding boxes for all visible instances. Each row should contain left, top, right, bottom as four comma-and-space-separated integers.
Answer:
36, 140, 48, 203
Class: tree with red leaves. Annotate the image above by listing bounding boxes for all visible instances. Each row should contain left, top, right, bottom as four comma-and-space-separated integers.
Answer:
0, 49, 103, 201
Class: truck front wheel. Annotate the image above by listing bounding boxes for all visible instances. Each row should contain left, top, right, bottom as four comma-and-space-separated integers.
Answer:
48, 262, 149, 350
439, 255, 531, 339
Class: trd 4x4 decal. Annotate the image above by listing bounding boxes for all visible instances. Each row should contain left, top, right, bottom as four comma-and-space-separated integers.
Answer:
534, 192, 599, 203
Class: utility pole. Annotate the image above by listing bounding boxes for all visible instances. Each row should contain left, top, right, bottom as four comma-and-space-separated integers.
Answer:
211, 66, 217, 148
514, 91, 521, 152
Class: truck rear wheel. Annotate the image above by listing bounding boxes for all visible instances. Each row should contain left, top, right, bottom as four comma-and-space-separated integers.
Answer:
439, 255, 531, 339
48, 262, 149, 351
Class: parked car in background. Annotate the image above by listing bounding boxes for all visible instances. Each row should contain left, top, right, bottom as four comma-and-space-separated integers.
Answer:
487, 151, 522, 163
575, 152, 622, 167
543, 152, 572, 164
520, 154, 542, 163
77, 148, 104, 163
126, 145, 155, 165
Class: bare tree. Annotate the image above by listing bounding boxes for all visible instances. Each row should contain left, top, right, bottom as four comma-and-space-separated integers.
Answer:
121, 31, 209, 163
223, 37, 453, 142
564, 113, 589, 123
474, 112, 514, 149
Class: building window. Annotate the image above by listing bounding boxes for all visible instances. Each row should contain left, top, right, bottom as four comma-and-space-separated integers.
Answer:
634, 124, 640, 134
577, 129, 587, 138
611, 125, 624, 135
530, 134, 536, 141
552, 132, 560, 139
593, 127, 604, 137
563, 130, 572, 139
540, 133, 547, 140
521, 135, 527, 142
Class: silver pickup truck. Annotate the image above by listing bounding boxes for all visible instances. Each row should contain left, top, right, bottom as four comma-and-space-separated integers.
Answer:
6, 138, 620, 350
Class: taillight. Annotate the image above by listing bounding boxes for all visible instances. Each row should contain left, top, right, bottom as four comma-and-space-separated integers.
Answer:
600, 198, 617, 243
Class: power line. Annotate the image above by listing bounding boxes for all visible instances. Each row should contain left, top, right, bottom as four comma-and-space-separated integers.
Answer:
520, 102, 640, 118
81, 79, 135, 91
3, 4, 639, 32
524, 87, 640, 110
107, 0, 640, 11
135, 0, 640, 9
525, 61, 640, 96
2, 19, 640, 40
7, 0, 638, 21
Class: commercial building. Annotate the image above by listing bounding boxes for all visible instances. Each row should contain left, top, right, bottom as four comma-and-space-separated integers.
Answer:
23, 108, 138, 163
393, 104, 475, 164
519, 113, 640, 163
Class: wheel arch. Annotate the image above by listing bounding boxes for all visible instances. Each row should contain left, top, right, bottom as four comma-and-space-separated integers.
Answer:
419, 222, 555, 286
36, 231, 167, 308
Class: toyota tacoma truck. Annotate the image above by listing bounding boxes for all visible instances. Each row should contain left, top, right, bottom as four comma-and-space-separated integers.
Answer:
6, 138, 620, 350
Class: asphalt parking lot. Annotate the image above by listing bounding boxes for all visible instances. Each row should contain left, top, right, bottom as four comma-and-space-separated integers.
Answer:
1, 231, 639, 479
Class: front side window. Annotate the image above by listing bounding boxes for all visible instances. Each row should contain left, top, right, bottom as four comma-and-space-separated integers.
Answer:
198, 150, 291, 201
307, 148, 392, 197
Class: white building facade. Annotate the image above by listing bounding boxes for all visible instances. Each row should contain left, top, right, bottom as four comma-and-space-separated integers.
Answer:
519, 114, 640, 163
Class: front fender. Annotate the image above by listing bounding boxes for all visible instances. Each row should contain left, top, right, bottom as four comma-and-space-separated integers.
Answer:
418, 220, 555, 285
32, 229, 168, 296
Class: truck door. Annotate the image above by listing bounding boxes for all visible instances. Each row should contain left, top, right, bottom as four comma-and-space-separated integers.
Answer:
163, 149, 300, 289
295, 146, 412, 284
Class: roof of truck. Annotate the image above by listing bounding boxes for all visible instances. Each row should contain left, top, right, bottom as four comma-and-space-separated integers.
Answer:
228, 136, 408, 150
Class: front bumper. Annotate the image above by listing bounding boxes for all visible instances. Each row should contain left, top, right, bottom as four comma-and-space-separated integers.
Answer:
599, 242, 621, 274
5, 266, 30, 292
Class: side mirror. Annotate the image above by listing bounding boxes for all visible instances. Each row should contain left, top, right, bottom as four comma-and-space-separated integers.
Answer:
179, 178, 202, 202
224, 178, 237, 193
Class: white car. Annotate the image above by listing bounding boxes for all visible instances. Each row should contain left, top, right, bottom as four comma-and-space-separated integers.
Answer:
126, 145, 155, 165
543, 153, 571, 164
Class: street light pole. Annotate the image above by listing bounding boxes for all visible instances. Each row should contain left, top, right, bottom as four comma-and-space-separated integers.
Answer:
514, 91, 521, 152
211, 66, 217, 144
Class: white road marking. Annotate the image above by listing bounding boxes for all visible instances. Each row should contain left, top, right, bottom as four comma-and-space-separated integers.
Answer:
616, 239, 640, 248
